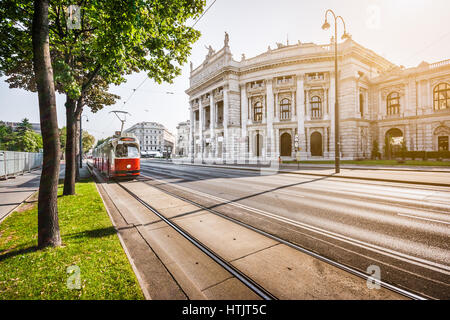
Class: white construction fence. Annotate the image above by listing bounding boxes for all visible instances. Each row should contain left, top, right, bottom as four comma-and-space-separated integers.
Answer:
0, 150, 43, 179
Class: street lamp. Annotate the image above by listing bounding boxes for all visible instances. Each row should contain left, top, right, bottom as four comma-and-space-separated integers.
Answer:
79, 114, 89, 168
322, 9, 350, 174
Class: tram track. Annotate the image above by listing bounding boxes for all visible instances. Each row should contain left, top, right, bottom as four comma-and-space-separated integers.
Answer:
133, 168, 427, 300
89, 161, 431, 299
115, 179, 277, 300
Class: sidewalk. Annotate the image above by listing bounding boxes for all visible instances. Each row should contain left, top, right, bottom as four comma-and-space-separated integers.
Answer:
164, 158, 450, 173
0, 164, 91, 223
0, 170, 41, 222
168, 160, 450, 187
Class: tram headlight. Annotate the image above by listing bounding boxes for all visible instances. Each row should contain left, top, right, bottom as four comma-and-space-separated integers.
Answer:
126, 164, 131, 169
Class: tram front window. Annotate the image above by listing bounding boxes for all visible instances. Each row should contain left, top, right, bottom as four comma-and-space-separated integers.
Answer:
116, 144, 139, 158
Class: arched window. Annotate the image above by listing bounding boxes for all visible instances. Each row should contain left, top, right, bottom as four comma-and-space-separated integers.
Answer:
280, 98, 291, 120
253, 101, 263, 122
434, 83, 450, 111
387, 92, 400, 115
311, 96, 322, 119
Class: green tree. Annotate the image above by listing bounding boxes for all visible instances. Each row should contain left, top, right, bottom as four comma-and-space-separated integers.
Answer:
59, 127, 67, 151
82, 131, 95, 154
371, 140, 379, 160
16, 118, 33, 134
400, 139, 407, 161
0, 122, 17, 150
94, 137, 110, 148
15, 129, 43, 152
1, 0, 205, 196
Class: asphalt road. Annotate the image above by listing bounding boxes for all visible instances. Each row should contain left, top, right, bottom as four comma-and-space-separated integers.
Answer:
139, 160, 450, 299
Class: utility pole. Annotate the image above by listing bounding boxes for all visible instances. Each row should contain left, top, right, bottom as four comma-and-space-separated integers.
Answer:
79, 115, 88, 168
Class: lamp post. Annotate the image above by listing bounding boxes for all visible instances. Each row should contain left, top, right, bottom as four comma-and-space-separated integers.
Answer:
79, 115, 89, 168
322, 9, 351, 174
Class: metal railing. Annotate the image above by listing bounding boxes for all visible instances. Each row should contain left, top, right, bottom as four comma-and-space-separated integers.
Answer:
0, 150, 43, 179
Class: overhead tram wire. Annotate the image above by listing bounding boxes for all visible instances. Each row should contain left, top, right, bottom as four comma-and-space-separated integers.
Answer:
402, 30, 450, 67
192, 0, 217, 27
97, 75, 149, 134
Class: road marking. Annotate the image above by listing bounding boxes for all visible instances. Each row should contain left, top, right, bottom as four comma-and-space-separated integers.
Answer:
397, 213, 450, 225
141, 171, 450, 275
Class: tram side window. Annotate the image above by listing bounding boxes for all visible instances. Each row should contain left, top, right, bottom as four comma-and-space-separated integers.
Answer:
116, 144, 139, 158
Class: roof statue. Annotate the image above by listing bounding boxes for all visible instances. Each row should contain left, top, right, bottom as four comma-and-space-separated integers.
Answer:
224, 31, 229, 47
205, 45, 215, 59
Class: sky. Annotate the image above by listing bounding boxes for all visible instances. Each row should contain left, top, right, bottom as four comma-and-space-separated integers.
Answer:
1, 0, 450, 142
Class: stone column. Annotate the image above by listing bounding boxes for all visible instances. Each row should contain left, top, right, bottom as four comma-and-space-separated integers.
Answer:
405, 82, 410, 115
274, 93, 278, 121
417, 81, 422, 110
189, 106, 194, 160
427, 80, 432, 110
329, 73, 336, 155
405, 125, 411, 150
241, 84, 248, 162
209, 92, 215, 160
199, 98, 204, 160
266, 78, 275, 160
305, 89, 310, 120
223, 88, 229, 162
379, 91, 384, 117
291, 91, 295, 119
275, 128, 280, 158
296, 74, 306, 158
425, 123, 432, 151
365, 90, 369, 118
305, 127, 310, 157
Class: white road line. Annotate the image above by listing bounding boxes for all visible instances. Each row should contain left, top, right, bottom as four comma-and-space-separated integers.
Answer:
141, 171, 450, 275
398, 213, 450, 225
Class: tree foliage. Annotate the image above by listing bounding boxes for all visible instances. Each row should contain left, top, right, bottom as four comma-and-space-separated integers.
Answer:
1, 0, 205, 195
59, 126, 95, 153
82, 131, 95, 153
1, 0, 205, 104
0, 120, 42, 152
94, 136, 110, 148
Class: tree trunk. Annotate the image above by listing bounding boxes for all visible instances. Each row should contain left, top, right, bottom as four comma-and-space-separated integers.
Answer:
32, 0, 61, 248
63, 97, 77, 195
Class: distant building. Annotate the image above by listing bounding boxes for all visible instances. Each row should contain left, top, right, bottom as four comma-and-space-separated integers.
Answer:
124, 121, 175, 157
2, 121, 41, 134
163, 129, 175, 158
175, 120, 190, 156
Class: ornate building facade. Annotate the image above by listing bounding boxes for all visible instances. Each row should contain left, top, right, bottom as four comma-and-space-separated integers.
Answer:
185, 33, 450, 162
176, 120, 190, 156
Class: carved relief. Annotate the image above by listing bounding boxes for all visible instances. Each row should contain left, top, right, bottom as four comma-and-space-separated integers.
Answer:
309, 89, 324, 100
433, 124, 450, 136
191, 60, 224, 86
381, 84, 405, 99
430, 77, 450, 88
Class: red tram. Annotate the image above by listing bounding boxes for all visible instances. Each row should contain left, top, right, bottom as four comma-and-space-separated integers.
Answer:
93, 134, 140, 178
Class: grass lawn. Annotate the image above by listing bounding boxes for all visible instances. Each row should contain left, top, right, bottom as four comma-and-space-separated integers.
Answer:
282, 160, 450, 167
0, 179, 144, 300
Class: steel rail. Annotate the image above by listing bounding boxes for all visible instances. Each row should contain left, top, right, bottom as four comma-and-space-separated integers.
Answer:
115, 179, 277, 301
139, 168, 429, 301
